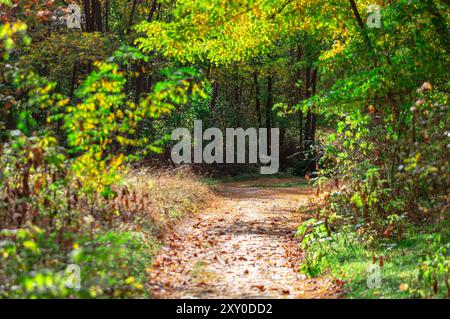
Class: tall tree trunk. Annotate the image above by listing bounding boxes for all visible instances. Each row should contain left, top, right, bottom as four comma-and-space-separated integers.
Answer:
134, 65, 145, 105
303, 66, 319, 172
105, 0, 109, 32
233, 73, 242, 127
304, 66, 312, 144
83, 0, 93, 32
298, 111, 303, 150
253, 71, 262, 128
84, 0, 102, 32
280, 126, 285, 154
128, 0, 138, 34
294, 45, 304, 150
348, 0, 377, 65
348, 0, 366, 30
305, 109, 313, 146
310, 69, 318, 142
209, 81, 219, 112
69, 62, 77, 100
156, 2, 162, 20
265, 74, 273, 147
148, 0, 158, 22
146, 74, 153, 93
5, 109, 15, 130
144, 0, 158, 92
92, 0, 103, 32
303, 67, 319, 172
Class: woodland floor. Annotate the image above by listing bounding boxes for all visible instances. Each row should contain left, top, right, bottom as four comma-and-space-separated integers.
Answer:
147, 178, 340, 299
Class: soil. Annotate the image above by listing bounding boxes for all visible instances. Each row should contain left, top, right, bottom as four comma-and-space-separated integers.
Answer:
147, 178, 340, 299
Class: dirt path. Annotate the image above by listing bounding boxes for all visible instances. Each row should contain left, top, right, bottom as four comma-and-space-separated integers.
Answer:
147, 178, 339, 299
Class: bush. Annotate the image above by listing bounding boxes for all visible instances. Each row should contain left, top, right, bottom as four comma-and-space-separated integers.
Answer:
0, 132, 212, 298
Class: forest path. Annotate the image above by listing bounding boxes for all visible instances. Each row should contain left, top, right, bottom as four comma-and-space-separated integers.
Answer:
147, 178, 339, 298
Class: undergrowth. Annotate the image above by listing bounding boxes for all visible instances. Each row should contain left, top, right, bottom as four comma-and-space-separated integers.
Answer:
0, 163, 211, 298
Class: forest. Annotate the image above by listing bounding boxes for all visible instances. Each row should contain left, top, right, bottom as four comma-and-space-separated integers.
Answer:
0, 0, 449, 299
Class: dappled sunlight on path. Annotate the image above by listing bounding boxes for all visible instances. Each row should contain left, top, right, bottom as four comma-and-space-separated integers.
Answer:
147, 178, 339, 299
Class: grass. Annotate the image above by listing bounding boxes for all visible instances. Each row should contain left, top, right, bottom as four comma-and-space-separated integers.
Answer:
124, 169, 213, 238
0, 168, 213, 298
322, 232, 449, 299
200, 171, 308, 188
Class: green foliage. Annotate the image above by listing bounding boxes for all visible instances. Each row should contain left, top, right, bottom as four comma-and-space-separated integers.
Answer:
61, 55, 206, 194
296, 218, 330, 277
1, 0, 449, 300
0, 225, 157, 298
418, 235, 450, 297
134, 0, 282, 65
70, 231, 157, 298
317, 89, 449, 237
25, 32, 116, 95
0, 20, 30, 60
0, 226, 75, 298
0, 6, 209, 298
63, 60, 128, 194
296, 216, 449, 298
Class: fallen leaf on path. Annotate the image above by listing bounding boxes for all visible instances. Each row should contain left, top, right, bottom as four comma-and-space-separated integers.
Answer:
252, 285, 265, 292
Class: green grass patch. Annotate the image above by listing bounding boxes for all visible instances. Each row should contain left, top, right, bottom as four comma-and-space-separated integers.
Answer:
200, 172, 307, 188
328, 234, 441, 298
297, 220, 449, 299
330, 235, 432, 298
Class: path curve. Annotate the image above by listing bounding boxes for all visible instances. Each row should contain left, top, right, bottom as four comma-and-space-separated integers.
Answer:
147, 178, 339, 299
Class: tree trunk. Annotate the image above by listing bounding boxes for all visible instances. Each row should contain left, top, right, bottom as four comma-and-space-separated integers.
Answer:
5, 109, 15, 130
348, 0, 377, 65
146, 74, 153, 93
253, 71, 262, 128
303, 66, 319, 171
134, 64, 145, 105
304, 66, 312, 144
294, 45, 303, 150
156, 2, 162, 20
83, 0, 93, 32
265, 74, 273, 147
128, 0, 138, 34
148, 0, 158, 22
84, 0, 102, 32
92, 0, 103, 32
69, 62, 77, 100
280, 126, 285, 153
348, 0, 366, 30
298, 110, 303, 149
105, 0, 109, 32
209, 81, 219, 110
231, 71, 243, 127
311, 69, 318, 142
304, 68, 318, 144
